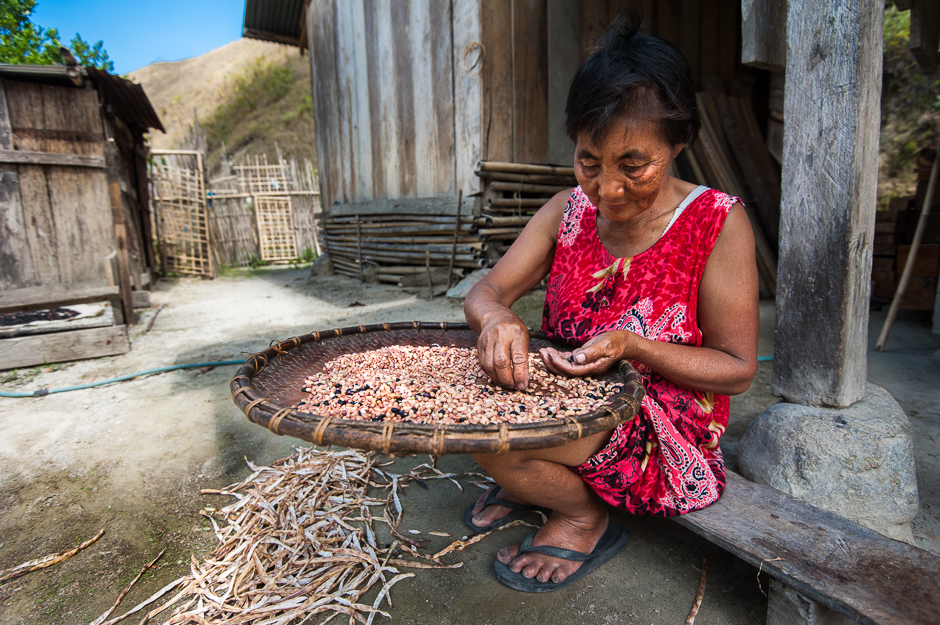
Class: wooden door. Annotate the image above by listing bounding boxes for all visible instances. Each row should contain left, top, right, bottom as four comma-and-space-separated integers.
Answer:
0, 78, 114, 289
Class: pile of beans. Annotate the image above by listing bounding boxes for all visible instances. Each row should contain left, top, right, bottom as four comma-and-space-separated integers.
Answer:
293, 344, 622, 425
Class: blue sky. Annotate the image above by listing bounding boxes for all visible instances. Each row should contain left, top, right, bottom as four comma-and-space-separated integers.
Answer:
31, 0, 245, 75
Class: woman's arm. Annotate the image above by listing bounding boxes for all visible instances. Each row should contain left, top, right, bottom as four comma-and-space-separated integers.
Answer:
465, 190, 569, 389
541, 203, 759, 395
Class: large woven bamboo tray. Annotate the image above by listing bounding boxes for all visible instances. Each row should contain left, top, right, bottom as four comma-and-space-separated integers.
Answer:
230, 321, 645, 455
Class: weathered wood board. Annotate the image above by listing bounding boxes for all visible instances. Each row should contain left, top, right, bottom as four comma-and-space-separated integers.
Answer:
0, 282, 118, 314
674, 472, 940, 625
0, 325, 129, 370
741, 0, 787, 70
307, 0, 461, 207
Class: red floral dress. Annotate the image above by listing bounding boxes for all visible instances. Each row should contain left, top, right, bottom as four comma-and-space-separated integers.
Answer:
541, 185, 739, 516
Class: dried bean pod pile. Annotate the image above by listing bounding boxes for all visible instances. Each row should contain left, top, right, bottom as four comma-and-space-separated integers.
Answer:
293, 344, 623, 425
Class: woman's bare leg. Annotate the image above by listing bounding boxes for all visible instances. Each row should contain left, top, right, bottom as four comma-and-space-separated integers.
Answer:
470, 430, 612, 585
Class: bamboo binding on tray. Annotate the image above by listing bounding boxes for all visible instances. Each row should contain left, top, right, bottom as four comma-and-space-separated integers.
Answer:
230, 322, 645, 456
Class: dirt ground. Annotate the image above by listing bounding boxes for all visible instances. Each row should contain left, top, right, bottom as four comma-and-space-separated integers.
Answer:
0, 267, 937, 624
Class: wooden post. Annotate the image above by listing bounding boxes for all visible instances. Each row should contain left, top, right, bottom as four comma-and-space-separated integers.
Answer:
447, 190, 462, 289
105, 251, 125, 326
772, 0, 883, 408
355, 214, 363, 282
425, 250, 433, 301
109, 181, 135, 325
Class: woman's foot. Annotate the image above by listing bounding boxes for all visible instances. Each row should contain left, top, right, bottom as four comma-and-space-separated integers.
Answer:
466, 487, 541, 531
496, 509, 610, 584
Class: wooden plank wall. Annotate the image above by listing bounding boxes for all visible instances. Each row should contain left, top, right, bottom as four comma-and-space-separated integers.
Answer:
579, 0, 740, 87
480, 0, 562, 166
308, 0, 463, 209
0, 79, 114, 290
305, 0, 745, 212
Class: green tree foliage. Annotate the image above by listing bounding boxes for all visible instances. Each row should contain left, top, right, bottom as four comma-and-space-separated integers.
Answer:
878, 1, 940, 206
0, 0, 114, 71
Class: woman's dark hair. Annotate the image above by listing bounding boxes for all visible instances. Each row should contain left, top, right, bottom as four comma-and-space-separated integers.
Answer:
565, 10, 699, 148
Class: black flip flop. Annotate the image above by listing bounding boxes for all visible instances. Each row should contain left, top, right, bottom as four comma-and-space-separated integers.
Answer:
493, 520, 629, 592
463, 487, 547, 534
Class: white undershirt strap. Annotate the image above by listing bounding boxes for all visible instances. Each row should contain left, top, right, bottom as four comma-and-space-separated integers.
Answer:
660, 185, 708, 240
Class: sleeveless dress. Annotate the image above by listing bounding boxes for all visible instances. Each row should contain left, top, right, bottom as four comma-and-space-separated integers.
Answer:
541, 185, 739, 517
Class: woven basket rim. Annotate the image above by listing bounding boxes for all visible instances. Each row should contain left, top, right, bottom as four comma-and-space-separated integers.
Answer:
230, 321, 645, 455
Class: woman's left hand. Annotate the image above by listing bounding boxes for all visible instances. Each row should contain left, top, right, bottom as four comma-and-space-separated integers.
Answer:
539, 330, 635, 377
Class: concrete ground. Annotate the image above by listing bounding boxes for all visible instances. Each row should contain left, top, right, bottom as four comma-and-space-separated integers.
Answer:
0, 267, 937, 624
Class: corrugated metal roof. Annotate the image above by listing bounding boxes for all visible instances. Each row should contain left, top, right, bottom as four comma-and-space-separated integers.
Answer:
243, 0, 306, 47
86, 67, 165, 133
0, 64, 164, 133
0, 64, 87, 87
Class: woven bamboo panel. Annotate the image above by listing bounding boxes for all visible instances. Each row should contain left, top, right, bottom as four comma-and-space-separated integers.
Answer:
234, 154, 290, 195
255, 195, 298, 262
151, 158, 213, 277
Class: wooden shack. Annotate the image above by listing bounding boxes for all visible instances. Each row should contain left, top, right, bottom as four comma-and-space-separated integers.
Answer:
0, 64, 164, 369
246, 0, 787, 287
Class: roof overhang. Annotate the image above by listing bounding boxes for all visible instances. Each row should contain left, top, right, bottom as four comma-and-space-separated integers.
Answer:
0, 64, 165, 134
243, 0, 308, 49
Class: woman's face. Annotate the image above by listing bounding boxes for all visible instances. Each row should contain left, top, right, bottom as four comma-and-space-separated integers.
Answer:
574, 118, 682, 223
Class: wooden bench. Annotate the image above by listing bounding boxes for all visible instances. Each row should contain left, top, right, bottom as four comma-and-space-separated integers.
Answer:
672, 471, 939, 625
0, 280, 130, 370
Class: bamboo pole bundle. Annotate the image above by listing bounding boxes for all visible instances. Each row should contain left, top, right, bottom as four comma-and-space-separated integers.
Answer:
471, 161, 578, 257
320, 206, 488, 284
476, 171, 577, 185
487, 198, 549, 209
328, 213, 476, 225
479, 232, 525, 241
489, 181, 572, 195
324, 235, 485, 249
477, 161, 576, 177
325, 244, 484, 265
323, 223, 476, 236
322, 238, 484, 256
477, 215, 533, 227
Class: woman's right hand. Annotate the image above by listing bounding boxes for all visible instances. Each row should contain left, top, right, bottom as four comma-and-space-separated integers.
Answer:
477, 312, 531, 390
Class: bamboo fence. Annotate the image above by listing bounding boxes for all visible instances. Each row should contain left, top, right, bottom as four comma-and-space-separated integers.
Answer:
152, 153, 323, 271
151, 150, 214, 278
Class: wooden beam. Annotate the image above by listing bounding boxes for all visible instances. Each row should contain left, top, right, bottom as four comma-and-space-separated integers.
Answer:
673, 472, 940, 625
767, 579, 855, 625
741, 0, 787, 70
0, 149, 105, 168
773, 0, 884, 407
0, 324, 129, 370
328, 194, 475, 217
0, 282, 118, 314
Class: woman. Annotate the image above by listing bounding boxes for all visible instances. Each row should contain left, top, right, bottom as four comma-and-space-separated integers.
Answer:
463, 13, 759, 593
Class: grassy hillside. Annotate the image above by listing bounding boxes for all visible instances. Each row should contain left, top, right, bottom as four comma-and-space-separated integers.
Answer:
202, 52, 316, 173
128, 38, 316, 175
